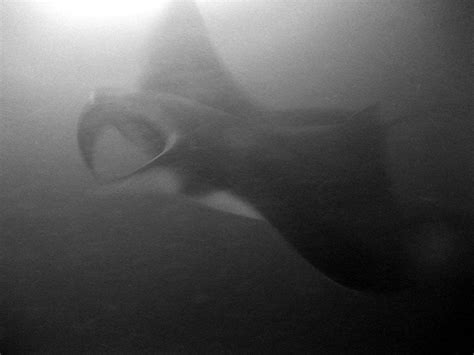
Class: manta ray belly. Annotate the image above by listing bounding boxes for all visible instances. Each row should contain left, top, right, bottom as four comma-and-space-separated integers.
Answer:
195, 191, 265, 220
91, 169, 263, 220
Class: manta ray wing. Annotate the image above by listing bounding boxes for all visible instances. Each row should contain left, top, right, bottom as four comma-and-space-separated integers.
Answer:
140, 0, 260, 116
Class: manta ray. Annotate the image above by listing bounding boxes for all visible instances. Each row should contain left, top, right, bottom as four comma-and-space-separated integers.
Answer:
76, 0, 466, 292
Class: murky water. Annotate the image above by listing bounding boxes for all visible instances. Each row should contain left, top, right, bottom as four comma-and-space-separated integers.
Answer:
2, 1, 472, 353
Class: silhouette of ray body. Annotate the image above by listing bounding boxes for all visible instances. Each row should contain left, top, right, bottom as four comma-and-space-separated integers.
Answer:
77, 0, 472, 291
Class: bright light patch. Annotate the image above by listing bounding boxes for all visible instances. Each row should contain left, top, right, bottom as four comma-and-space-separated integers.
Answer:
37, 0, 167, 21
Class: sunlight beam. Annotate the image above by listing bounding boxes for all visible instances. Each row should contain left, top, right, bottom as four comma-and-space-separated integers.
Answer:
36, 0, 168, 22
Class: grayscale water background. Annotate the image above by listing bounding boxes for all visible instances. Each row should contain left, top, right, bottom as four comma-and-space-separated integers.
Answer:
1, 1, 472, 353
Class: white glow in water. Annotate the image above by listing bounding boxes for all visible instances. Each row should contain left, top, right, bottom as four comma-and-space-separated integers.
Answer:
36, 0, 167, 22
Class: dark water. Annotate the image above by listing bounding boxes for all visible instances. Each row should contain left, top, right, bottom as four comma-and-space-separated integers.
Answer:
3, 193, 472, 353
2, 1, 473, 353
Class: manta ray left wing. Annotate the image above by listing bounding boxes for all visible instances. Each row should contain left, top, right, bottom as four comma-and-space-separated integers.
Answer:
139, 0, 260, 116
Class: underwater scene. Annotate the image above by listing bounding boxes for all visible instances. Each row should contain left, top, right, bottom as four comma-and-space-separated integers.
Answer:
2, 0, 473, 353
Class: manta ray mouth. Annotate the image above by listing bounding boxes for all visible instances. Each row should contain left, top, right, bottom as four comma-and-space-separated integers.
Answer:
77, 95, 181, 184
77, 90, 247, 184
96, 131, 180, 184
